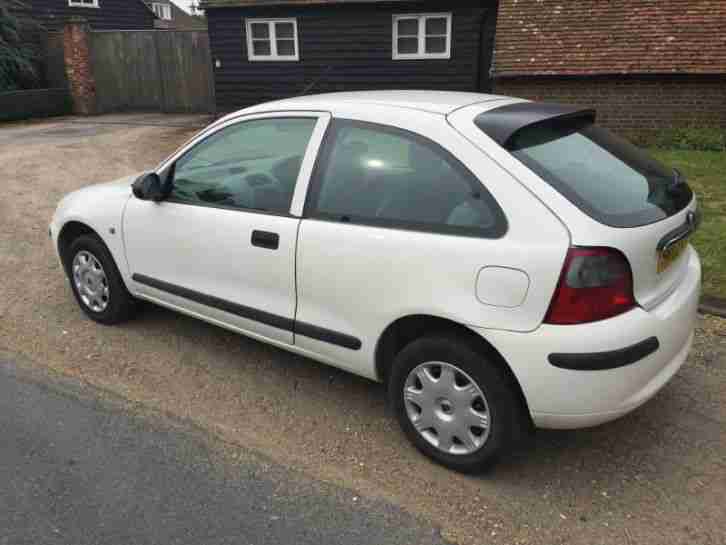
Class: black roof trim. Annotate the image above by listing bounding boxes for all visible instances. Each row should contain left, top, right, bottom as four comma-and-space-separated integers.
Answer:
474, 101, 596, 147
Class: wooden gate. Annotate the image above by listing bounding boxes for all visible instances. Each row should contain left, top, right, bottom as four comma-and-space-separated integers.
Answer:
90, 30, 215, 114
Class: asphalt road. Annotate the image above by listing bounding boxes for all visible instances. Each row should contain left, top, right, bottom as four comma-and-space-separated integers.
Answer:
0, 356, 449, 545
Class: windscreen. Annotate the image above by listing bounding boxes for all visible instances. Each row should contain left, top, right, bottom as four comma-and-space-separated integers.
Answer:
490, 118, 693, 227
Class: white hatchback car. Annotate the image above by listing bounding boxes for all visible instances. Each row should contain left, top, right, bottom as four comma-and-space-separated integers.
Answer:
51, 91, 701, 472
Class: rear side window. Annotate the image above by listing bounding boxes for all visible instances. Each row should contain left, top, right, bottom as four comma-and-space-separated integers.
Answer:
306, 119, 506, 238
488, 118, 693, 227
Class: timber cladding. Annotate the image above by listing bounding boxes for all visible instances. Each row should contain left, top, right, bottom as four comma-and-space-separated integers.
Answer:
16, 0, 155, 31
206, 0, 496, 112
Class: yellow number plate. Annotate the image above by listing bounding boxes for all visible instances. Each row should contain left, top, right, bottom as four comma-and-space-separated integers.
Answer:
657, 237, 689, 273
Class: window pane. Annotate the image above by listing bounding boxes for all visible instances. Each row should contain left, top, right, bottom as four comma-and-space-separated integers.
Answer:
397, 37, 418, 55
312, 121, 502, 234
250, 22, 269, 39
275, 22, 294, 38
425, 17, 447, 35
500, 121, 692, 227
397, 18, 418, 36
276, 39, 295, 56
172, 118, 317, 213
425, 37, 446, 54
252, 40, 271, 56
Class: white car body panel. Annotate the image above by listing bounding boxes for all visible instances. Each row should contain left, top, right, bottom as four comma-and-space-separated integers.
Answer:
49, 176, 137, 283
234, 90, 514, 117
124, 202, 300, 344
50, 91, 701, 430
480, 247, 700, 427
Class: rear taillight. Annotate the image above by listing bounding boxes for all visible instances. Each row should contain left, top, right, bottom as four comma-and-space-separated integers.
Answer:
544, 247, 636, 325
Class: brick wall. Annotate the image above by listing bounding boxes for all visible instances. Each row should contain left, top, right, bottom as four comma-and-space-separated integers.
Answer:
63, 18, 97, 115
494, 75, 726, 142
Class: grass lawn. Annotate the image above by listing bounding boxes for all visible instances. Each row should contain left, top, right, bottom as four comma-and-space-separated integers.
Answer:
652, 149, 726, 299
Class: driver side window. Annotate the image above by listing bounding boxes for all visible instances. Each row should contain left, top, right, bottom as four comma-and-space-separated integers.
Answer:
170, 117, 317, 214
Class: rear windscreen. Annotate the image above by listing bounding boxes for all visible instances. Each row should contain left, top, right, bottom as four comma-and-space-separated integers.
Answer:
488, 118, 693, 227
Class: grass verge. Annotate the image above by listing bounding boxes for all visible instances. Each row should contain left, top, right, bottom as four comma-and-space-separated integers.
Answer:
652, 150, 726, 299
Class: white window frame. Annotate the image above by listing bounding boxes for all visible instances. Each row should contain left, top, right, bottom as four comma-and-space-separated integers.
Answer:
245, 18, 300, 62
68, 0, 99, 8
392, 13, 452, 60
152, 2, 172, 20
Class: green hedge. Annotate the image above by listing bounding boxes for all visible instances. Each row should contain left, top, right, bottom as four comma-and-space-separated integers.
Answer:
647, 126, 726, 152
0, 88, 72, 122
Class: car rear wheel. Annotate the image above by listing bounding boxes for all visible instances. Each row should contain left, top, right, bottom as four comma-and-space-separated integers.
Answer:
388, 334, 520, 472
65, 234, 137, 325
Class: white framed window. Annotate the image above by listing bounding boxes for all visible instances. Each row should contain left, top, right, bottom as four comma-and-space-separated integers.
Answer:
392, 13, 452, 60
68, 0, 99, 7
152, 2, 172, 20
245, 18, 299, 62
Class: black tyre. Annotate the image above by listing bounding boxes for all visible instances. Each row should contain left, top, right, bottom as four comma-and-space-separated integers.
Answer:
64, 234, 137, 325
388, 334, 521, 473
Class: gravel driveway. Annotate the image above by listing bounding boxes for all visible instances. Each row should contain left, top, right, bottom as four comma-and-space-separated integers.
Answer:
1, 114, 724, 545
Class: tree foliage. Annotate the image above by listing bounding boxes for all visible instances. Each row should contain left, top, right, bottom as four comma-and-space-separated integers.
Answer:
0, 0, 42, 91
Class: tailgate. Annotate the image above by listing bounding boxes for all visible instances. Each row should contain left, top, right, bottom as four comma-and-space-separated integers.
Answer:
466, 102, 698, 310
622, 199, 699, 310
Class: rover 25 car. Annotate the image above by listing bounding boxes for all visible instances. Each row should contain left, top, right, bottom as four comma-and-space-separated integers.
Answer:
50, 91, 701, 472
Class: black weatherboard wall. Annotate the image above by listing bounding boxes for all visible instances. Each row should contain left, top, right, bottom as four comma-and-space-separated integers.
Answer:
21, 0, 155, 31
206, 1, 496, 113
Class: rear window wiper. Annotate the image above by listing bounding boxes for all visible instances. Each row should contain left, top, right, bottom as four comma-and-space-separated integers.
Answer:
667, 168, 686, 194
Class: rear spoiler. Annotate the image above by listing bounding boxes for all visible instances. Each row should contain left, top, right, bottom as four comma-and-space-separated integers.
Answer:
474, 102, 596, 147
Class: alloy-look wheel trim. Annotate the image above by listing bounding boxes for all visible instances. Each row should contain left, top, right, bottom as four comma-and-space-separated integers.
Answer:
72, 250, 110, 313
403, 361, 491, 455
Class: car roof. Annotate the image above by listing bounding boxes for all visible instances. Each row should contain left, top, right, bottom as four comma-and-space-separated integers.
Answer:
224, 90, 518, 119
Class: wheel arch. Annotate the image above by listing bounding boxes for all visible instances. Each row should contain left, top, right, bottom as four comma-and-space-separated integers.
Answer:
57, 221, 99, 269
375, 314, 532, 428
57, 221, 129, 290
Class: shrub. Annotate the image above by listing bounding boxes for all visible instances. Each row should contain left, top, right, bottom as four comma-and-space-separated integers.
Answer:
0, 0, 42, 92
651, 126, 726, 152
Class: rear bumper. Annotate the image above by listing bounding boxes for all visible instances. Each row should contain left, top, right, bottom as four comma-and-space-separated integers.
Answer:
476, 247, 701, 429
548, 336, 660, 371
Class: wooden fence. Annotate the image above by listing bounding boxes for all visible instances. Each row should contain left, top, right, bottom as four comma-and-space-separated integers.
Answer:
89, 30, 215, 114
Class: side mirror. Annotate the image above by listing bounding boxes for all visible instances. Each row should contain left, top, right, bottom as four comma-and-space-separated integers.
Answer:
132, 172, 165, 202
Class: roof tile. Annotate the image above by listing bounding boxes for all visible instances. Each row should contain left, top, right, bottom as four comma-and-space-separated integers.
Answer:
493, 0, 726, 76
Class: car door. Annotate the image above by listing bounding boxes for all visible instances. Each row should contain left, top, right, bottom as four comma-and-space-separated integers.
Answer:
294, 116, 568, 380
123, 112, 330, 345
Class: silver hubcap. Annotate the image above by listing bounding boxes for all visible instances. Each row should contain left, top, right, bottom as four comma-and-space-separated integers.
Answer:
404, 362, 490, 455
72, 251, 110, 312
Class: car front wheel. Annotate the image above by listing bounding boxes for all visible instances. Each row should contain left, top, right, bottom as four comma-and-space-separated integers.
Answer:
388, 334, 521, 473
65, 234, 136, 325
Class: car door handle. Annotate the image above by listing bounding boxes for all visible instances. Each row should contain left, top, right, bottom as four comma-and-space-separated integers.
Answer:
251, 230, 279, 250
